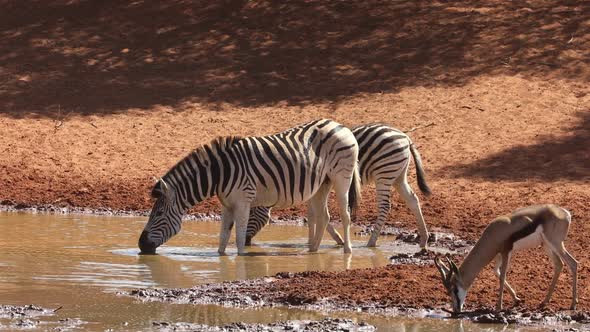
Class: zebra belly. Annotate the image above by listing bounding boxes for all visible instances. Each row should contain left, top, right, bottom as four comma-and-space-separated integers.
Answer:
250, 189, 306, 208
251, 181, 319, 209
512, 225, 543, 251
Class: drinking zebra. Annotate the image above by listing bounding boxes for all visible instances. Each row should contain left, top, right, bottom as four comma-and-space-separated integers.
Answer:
138, 119, 362, 255
245, 123, 431, 248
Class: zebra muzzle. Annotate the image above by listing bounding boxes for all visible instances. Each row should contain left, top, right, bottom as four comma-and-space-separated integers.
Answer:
138, 231, 157, 255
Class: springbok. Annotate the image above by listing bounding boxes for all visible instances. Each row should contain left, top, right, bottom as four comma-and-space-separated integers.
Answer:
435, 204, 578, 313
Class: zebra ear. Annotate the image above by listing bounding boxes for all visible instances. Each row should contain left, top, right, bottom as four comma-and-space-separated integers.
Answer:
151, 178, 171, 199
159, 178, 170, 196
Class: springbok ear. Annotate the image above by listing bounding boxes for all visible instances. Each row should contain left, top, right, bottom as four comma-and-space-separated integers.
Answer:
448, 258, 463, 283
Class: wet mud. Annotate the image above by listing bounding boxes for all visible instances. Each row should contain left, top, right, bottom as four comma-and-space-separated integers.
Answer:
152, 318, 375, 332
0, 305, 85, 331
128, 270, 590, 329
386, 230, 472, 265
451, 307, 590, 326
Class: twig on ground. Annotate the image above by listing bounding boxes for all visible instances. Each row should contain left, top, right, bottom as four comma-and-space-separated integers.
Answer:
405, 122, 436, 133
53, 306, 63, 313
53, 105, 73, 132
568, 34, 575, 44
530, 61, 558, 68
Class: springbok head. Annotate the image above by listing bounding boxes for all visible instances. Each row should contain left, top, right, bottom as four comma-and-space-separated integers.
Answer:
434, 255, 466, 313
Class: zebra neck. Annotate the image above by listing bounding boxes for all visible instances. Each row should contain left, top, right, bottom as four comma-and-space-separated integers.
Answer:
162, 152, 215, 211
162, 136, 243, 211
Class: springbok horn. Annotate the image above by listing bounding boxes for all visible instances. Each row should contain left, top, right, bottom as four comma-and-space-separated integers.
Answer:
434, 256, 448, 282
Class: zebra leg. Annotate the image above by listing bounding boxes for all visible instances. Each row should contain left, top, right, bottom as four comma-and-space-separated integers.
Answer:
218, 207, 234, 255
326, 224, 344, 245
307, 205, 316, 245
367, 179, 393, 247
395, 172, 429, 249
233, 202, 251, 256
308, 183, 332, 252
333, 178, 354, 254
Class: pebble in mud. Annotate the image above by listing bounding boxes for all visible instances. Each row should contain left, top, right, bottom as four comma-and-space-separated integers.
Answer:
152, 318, 375, 331
0, 305, 49, 319
12, 318, 40, 328
0, 305, 86, 331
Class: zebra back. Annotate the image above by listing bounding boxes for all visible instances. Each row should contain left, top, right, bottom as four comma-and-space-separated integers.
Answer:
352, 123, 411, 185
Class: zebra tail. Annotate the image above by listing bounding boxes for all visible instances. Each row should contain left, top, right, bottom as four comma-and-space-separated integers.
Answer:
409, 142, 432, 196
348, 164, 362, 220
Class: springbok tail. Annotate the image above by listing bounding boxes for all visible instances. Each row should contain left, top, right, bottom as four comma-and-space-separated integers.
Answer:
409, 141, 432, 196
348, 163, 362, 220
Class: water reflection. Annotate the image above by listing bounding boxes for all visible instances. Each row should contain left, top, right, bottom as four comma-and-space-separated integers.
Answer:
139, 245, 390, 286
137, 255, 194, 288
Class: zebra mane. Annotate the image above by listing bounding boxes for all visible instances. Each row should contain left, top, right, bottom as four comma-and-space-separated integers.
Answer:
352, 122, 396, 131
152, 135, 243, 198
193, 136, 243, 160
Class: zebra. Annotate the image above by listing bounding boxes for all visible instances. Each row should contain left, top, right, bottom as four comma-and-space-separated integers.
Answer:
245, 123, 431, 248
138, 119, 362, 255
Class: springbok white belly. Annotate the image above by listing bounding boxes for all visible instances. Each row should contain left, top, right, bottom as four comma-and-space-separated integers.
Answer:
513, 225, 544, 251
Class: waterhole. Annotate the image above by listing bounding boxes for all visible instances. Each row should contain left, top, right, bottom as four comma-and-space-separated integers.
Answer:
0, 212, 563, 331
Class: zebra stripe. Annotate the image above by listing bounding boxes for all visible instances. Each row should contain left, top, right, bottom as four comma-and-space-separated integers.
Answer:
139, 119, 361, 255
245, 123, 431, 248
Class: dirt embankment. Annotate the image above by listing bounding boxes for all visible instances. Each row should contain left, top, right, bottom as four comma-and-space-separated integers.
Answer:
1, 0, 590, 320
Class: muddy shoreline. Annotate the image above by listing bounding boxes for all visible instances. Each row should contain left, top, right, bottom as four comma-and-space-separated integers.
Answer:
151, 318, 376, 332
0, 202, 219, 221
127, 270, 590, 328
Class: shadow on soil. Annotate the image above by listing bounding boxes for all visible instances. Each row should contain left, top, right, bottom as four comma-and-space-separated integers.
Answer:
1, 1, 588, 118
446, 110, 590, 181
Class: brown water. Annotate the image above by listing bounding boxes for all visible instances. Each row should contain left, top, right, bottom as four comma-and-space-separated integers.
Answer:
0, 212, 563, 331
